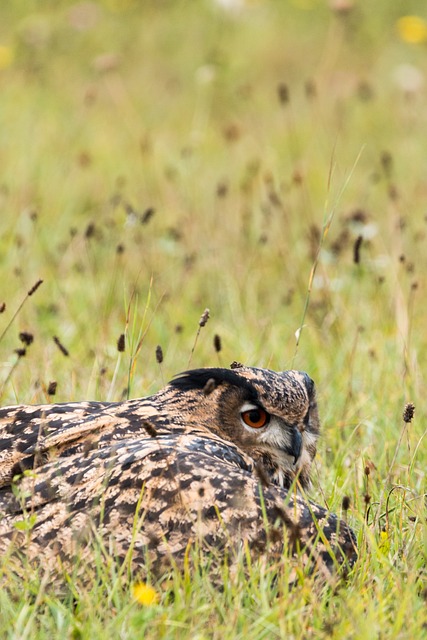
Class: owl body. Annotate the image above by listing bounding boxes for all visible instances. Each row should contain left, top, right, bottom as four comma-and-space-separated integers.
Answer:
0, 367, 356, 582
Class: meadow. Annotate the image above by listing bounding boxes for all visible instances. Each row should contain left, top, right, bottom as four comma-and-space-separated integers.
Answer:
0, 0, 426, 637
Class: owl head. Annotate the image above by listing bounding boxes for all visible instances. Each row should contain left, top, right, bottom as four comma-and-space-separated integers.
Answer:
169, 366, 320, 489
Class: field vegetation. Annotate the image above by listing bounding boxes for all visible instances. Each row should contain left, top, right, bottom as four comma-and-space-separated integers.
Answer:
0, 1, 426, 637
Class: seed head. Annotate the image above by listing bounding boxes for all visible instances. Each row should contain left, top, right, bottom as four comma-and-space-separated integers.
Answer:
53, 336, 69, 357
403, 402, 415, 424
353, 235, 363, 264
85, 223, 96, 239
155, 345, 163, 364
213, 334, 222, 352
216, 182, 228, 198
47, 381, 57, 396
342, 496, 351, 511
142, 420, 157, 438
199, 308, 210, 327
141, 208, 155, 224
117, 334, 125, 352
28, 279, 43, 296
19, 332, 34, 346
277, 82, 289, 105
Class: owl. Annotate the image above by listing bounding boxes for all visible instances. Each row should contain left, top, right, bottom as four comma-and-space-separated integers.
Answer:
0, 365, 356, 583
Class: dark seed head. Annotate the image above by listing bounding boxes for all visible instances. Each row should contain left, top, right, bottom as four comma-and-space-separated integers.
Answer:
28, 279, 43, 296
141, 207, 155, 224
19, 332, 34, 346
53, 336, 69, 357
403, 402, 415, 424
213, 334, 222, 352
15, 348, 26, 357
353, 235, 363, 264
216, 182, 228, 198
142, 420, 157, 438
199, 308, 210, 327
85, 223, 96, 239
117, 334, 125, 352
0, 302, 5, 313
47, 381, 57, 396
156, 345, 163, 364
342, 496, 351, 511
230, 361, 244, 369
277, 82, 289, 105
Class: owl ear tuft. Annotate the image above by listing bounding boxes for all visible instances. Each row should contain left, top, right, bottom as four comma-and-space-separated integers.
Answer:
169, 368, 258, 401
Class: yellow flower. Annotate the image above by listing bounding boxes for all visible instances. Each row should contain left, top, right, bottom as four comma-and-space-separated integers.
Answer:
132, 582, 160, 606
397, 16, 427, 44
379, 529, 390, 554
0, 46, 13, 70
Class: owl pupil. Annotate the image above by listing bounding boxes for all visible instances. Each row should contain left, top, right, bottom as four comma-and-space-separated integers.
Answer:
249, 410, 261, 423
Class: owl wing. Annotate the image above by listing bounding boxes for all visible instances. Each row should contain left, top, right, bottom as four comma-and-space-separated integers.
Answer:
0, 432, 357, 582
0, 399, 167, 489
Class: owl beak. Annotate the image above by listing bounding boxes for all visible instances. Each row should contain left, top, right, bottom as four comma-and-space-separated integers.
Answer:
290, 429, 302, 465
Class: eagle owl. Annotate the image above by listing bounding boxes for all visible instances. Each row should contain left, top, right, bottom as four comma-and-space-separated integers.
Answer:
0, 366, 356, 582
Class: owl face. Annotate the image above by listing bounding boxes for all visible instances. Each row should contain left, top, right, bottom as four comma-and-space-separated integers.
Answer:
169, 366, 320, 488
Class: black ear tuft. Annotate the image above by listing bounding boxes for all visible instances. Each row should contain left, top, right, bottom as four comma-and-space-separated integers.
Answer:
300, 372, 315, 397
169, 368, 258, 401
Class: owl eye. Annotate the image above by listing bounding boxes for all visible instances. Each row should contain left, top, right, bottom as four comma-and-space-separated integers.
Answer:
240, 405, 269, 429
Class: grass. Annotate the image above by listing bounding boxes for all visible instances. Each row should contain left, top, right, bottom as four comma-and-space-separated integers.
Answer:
0, 0, 426, 637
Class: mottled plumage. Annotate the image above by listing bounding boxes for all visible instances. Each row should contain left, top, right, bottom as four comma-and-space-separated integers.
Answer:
0, 366, 356, 582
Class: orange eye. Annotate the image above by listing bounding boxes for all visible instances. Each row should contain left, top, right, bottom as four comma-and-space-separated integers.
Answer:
241, 407, 269, 429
